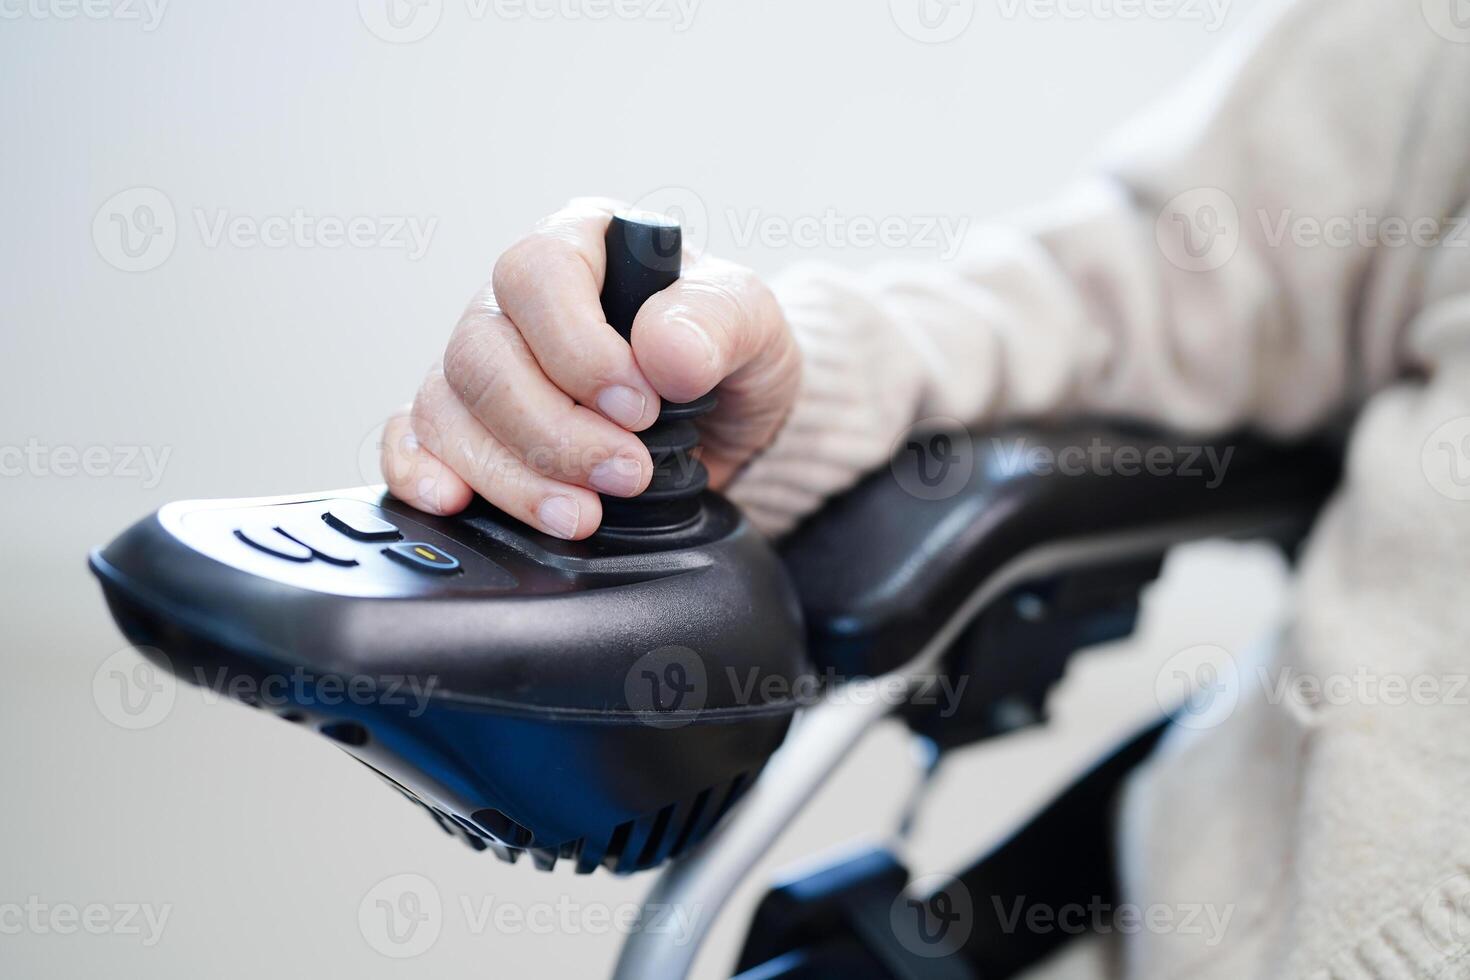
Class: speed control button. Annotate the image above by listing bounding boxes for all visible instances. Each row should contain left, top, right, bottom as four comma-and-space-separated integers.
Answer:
384, 542, 461, 574
323, 506, 400, 541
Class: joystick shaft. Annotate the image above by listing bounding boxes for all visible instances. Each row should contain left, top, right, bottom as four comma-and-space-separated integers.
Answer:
598, 212, 715, 533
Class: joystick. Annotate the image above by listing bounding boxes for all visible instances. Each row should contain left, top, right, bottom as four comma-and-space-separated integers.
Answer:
89, 211, 806, 874
597, 212, 715, 533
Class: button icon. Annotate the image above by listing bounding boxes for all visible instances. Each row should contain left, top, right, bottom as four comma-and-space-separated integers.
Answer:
385, 542, 460, 574
236, 525, 313, 562
278, 522, 360, 566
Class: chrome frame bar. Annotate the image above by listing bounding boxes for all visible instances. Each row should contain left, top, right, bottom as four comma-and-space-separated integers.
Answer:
611, 670, 910, 980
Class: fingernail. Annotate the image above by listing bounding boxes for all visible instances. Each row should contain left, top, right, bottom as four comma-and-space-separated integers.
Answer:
669, 316, 719, 370
537, 494, 581, 539
589, 455, 644, 497
596, 385, 647, 428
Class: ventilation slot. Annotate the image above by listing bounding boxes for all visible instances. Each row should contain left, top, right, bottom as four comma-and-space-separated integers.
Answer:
320, 721, 370, 746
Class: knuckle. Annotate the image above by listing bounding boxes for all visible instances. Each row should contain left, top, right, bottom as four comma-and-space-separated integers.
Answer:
705, 266, 752, 323
691, 263, 762, 352
407, 394, 446, 451
465, 283, 503, 319
492, 236, 561, 298
555, 343, 607, 390
725, 263, 778, 340
410, 370, 446, 419
443, 328, 512, 417
491, 239, 541, 296
441, 327, 478, 391
476, 454, 535, 505
521, 416, 579, 475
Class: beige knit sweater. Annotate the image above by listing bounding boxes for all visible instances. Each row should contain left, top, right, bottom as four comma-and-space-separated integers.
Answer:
727, 1, 1470, 976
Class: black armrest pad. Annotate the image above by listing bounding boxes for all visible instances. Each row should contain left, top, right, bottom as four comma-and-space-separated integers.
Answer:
779, 423, 1341, 677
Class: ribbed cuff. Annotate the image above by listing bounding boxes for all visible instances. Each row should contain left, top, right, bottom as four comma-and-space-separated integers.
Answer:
725, 263, 928, 537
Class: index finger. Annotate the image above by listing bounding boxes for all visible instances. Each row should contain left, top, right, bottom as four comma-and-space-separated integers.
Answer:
491, 201, 662, 430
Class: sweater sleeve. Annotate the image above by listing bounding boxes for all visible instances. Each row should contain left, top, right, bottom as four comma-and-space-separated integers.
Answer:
727, 0, 1463, 536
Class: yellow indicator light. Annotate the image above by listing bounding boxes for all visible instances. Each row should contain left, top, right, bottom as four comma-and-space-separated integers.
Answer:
413, 546, 439, 561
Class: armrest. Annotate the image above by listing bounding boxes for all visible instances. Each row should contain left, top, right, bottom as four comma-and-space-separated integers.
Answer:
780, 422, 1341, 677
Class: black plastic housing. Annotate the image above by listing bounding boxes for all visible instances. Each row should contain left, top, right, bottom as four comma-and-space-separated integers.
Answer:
91, 487, 805, 873
783, 422, 1341, 679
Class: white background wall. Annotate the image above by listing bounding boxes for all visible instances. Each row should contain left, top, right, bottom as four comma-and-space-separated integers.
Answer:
0, 1, 1281, 976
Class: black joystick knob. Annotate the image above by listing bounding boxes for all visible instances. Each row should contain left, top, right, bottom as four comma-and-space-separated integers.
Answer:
598, 212, 716, 534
